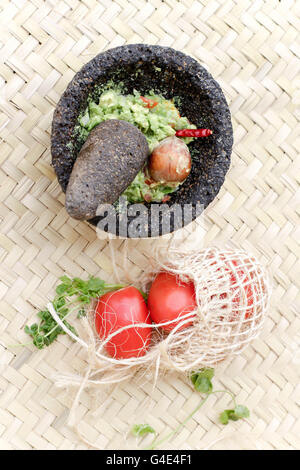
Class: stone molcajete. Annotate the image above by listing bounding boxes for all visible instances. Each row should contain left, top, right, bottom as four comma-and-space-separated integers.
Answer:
51, 44, 233, 237
65, 119, 149, 220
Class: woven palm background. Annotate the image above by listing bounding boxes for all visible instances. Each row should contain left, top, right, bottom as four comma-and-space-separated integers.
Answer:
0, 0, 299, 450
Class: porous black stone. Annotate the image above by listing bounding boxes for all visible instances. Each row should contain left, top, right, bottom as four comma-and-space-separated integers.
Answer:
65, 119, 149, 220
51, 44, 233, 237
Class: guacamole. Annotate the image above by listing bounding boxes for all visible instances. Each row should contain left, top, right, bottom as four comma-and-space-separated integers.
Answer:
77, 88, 196, 203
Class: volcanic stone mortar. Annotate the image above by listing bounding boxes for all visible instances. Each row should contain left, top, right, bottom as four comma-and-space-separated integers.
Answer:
51, 44, 233, 237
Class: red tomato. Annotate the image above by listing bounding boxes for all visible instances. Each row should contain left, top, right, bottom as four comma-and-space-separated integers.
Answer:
228, 259, 254, 320
147, 272, 197, 332
95, 287, 152, 359
217, 258, 254, 320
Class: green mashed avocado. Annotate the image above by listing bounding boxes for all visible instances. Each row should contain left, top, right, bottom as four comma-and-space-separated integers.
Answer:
77, 88, 196, 203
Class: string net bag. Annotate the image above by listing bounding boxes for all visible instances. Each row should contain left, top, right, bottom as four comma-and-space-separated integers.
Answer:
50, 246, 271, 390
139, 246, 271, 370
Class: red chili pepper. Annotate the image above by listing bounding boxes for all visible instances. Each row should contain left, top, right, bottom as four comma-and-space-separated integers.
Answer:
162, 195, 171, 203
140, 96, 158, 108
175, 128, 213, 137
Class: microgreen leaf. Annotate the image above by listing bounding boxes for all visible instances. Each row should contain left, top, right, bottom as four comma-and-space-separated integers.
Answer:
59, 275, 72, 285
233, 405, 250, 419
86, 277, 105, 292
24, 276, 126, 349
220, 410, 232, 425
131, 424, 156, 438
220, 409, 236, 424
191, 368, 214, 394
55, 284, 69, 295
191, 368, 214, 383
219, 406, 250, 425
194, 376, 213, 394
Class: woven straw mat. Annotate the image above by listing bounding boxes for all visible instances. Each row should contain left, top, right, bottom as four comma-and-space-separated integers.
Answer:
0, 0, 299, 451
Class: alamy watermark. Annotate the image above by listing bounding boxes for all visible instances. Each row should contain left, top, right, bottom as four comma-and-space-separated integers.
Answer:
95, 196, 205, 239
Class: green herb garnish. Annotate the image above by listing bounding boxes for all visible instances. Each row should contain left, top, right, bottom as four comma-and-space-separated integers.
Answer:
191, 368, 214, 393
190, 368, 249, 427
131, 424, 156, 438
220, 405, 250, 425
25, 276, 125, 349
138, 367, 250, 450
